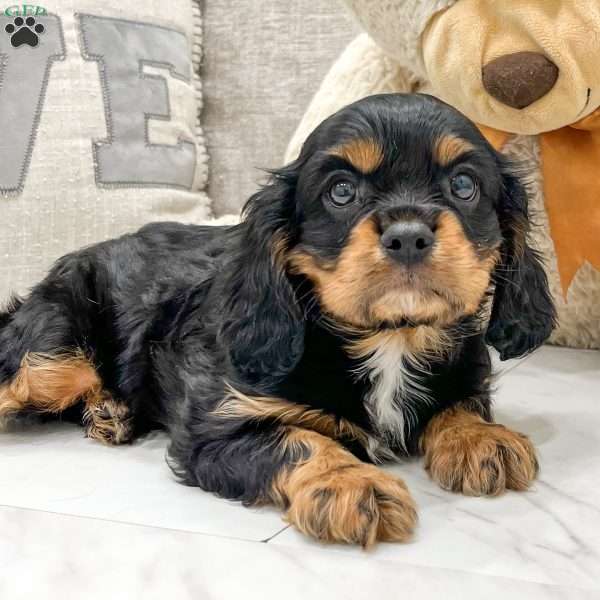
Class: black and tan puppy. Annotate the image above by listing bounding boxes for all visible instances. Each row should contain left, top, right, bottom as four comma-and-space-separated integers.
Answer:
0, 94, 555, 547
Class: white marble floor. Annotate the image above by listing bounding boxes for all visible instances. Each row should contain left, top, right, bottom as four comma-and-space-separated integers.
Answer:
1, 346, 599, 599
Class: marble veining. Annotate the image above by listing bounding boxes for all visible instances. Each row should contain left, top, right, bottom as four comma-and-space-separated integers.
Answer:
271, 347, 600, 591
0, 346, 599, 598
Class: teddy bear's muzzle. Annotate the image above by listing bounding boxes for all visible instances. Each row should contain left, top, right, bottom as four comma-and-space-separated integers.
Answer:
481, 51, 559, 110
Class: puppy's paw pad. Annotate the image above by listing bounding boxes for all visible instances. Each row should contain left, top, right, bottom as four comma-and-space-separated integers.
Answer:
425, 422, 538, 496
286, 465, 417, 547
84, 393, 133, 445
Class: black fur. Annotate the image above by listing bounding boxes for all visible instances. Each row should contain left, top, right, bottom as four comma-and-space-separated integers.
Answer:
485, 171, 557, 359
218, 165, 306, 391
0, 94, 555, 506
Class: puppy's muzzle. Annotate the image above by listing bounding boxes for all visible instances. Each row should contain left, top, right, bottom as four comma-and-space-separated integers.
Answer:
380, 221, 435, 266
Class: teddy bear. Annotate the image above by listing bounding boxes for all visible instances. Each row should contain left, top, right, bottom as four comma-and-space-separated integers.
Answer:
286, 0, 600, 350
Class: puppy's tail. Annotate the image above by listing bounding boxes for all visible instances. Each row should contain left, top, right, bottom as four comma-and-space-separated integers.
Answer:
0, 295, 23, 331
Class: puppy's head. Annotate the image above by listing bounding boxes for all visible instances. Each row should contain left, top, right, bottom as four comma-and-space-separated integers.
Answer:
221, 94, 556, 388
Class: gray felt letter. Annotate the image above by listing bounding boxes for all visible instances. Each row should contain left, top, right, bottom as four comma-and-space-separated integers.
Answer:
78, 14, 196, 189
0, 15, 65, 194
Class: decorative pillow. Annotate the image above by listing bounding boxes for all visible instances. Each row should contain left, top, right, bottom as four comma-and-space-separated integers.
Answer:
0, 0, 210, 299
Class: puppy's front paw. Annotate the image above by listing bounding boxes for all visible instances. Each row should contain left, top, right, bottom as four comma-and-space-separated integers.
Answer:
285, 464, 417, 548
83, 392, 133, 445
424, 420, 538, 496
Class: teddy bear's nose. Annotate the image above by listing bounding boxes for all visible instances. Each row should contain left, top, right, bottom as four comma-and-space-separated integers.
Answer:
482, 51, 559, 109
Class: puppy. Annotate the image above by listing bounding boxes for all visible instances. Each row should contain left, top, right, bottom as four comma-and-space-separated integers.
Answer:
0, 94, 555, 547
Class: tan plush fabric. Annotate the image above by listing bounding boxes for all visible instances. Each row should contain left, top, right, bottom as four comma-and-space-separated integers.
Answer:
423, 0, 600, 134
0, 0, 210, 301
343, 0, 455, 77
480, 112, 600, 299
201, 0, 358, 216
287, 0, 600, 349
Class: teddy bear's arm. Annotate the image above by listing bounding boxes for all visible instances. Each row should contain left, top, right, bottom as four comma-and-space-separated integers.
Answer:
285, 33, 421, 163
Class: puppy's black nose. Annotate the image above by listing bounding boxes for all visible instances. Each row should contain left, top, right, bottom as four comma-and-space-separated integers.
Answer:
381, 222, 435, 265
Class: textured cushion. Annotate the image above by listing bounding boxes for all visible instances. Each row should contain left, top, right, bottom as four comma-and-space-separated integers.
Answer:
202, 0, 358, 216
0, 0, 210, 300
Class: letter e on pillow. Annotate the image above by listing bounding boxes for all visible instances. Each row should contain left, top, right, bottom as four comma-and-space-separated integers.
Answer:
78, 14, 197, 190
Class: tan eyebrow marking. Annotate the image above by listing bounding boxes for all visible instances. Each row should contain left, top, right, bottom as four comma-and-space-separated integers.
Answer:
434, 136, 476, 166
329, 138, 384, 174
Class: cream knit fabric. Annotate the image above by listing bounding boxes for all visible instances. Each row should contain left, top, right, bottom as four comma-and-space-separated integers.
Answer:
0, 1, 210, 300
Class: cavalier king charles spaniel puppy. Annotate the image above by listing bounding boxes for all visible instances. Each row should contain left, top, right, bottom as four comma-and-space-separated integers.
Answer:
0, 94, 555, 547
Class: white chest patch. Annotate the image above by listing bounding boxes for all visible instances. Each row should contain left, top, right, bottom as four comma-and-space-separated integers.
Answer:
354, 333, 434, 457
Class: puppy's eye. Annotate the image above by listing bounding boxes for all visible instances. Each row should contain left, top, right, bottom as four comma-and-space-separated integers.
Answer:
329, 181, 356, 207
450, 174, 478, 201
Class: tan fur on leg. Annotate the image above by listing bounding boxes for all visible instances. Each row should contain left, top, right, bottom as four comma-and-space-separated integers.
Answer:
271, 428, 417, 547
421, 406, 538, 496
0, 352, 101, 420
0, 351, 132, 445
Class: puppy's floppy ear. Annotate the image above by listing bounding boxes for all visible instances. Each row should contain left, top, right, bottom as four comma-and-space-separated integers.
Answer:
219, 162, 304, 391
486, 168, 557, 360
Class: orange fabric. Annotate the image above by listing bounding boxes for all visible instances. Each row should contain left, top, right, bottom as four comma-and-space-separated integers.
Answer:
478, 112, 600, 297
